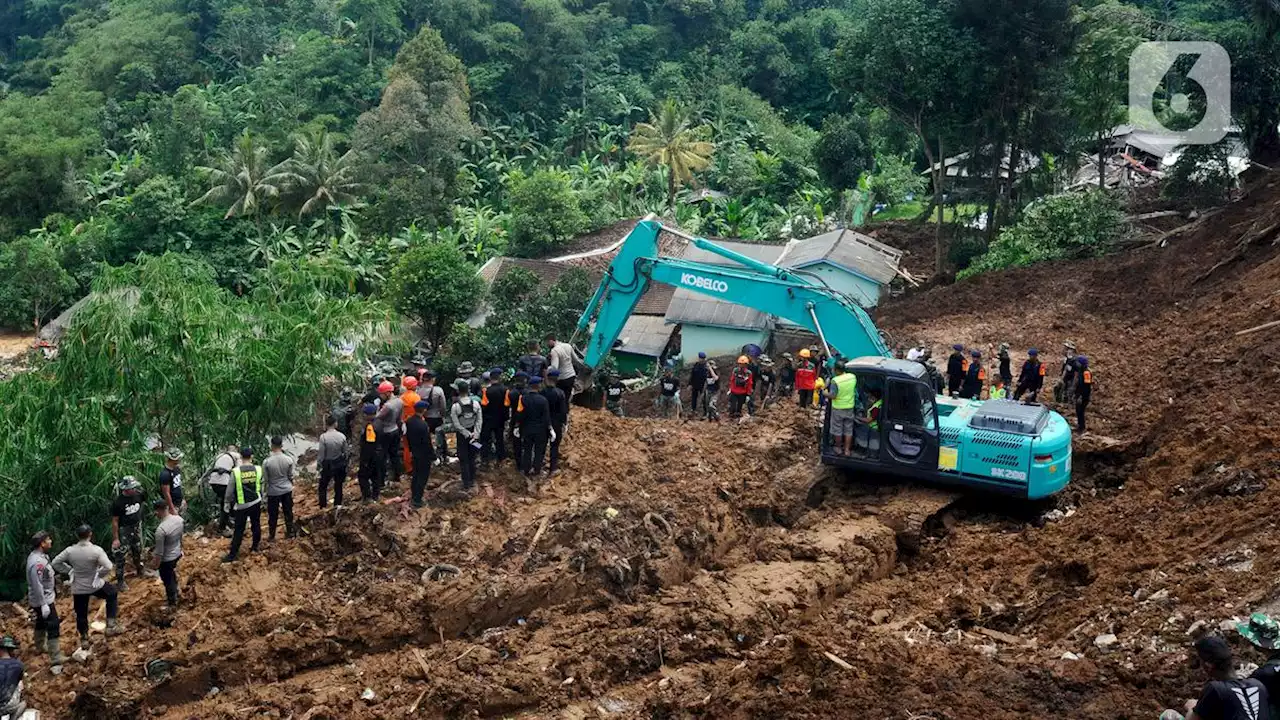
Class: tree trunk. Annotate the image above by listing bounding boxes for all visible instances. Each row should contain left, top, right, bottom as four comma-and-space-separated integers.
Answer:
984, 131, 1005, 244
934, 136, 946, 274
1097, 133, 1107, 189
369, 23, 375, 67
1001, 137, 1023, 235
666, 165, 676, 212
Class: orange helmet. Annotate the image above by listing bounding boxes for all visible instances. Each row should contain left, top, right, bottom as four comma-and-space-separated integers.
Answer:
737, 355, 749, 364
799, 348, 811, 359
402, 376, 419, 390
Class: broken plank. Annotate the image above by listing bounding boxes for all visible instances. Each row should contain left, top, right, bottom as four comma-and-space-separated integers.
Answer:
526, 515, 550, 555
411, 648, 431, 680
822, 651, 855, 670
974, 626, 1031, 646
1236, 319, 1280, 337
407, 688, 428, 715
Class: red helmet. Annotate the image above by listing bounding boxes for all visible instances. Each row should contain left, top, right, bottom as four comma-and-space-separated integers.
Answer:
402, 376, 419, 390
377, 381, 394, 393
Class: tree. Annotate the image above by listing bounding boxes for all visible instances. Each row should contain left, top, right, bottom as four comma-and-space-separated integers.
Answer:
343, 0, 405, 67
267, 129, 363, 219
1065, 3, 1145, 190
389, 241, 483, 352
507, 169, 588, 257
0, 237, 78, 330
192, 130, 281, 219
813, 114, 874, 192
628, 100, 715, 211
960, 189, 1124, 278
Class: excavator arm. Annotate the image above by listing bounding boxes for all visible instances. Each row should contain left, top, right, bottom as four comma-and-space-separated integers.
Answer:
573, 218, 891, 367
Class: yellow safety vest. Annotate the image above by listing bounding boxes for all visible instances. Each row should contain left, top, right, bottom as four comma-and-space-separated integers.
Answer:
990, 386, 1007, 400
830, 373, 857, 410
868, 400, 883, 431
231, 465, 263, 505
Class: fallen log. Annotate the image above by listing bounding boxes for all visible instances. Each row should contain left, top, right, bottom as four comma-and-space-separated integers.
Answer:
1236, 319, 1280, 337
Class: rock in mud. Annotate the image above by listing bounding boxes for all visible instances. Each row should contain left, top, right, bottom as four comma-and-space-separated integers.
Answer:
1094, 633, 1118, 651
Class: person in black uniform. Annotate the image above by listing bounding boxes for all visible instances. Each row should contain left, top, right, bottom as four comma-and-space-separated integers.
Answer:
997, 343, 1013, 387
480, 369, 508, 466
946, 344, 966, 396
507, 372, 528, 472
405, 400, 434, 508
1014, 348, 1045, 402
1058, 341, 1080, 404
356, 404, 382, 502
110, 476, 153, 591
960, 349, 985, 400
689, 352, 709, 418
543, 369, 569, 475
1240, 613, 1280, 720
519, 376, 552, 480
757, 357, 777, 409
1074, 355, 1093, 432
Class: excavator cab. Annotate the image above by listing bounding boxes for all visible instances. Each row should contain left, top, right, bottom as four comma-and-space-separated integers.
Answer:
822, 358, 941, 476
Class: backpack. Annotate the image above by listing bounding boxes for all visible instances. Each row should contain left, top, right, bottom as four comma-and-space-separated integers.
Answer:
733, 369, 749, 388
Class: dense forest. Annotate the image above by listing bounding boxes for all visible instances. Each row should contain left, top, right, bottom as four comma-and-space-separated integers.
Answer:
0, 0, 1276, 334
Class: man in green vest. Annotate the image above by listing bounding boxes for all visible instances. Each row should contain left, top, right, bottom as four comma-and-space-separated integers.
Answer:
826, 362, 859, 457
222, 446, 263, 564
864, 388, 883, 432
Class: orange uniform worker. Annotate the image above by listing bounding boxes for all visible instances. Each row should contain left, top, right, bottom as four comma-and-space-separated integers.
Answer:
400, 376, 421, 473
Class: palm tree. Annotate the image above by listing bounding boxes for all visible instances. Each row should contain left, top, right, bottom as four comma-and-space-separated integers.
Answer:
192, 130, 280, 219
266, 129, 364, 219
628, 100, 715, 211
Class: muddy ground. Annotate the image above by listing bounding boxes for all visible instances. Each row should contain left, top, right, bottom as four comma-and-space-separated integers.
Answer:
6, 180, 1280, 719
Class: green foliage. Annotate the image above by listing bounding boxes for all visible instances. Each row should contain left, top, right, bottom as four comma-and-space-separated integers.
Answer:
389, 241, 484, 351
629, 100, 715, 210
959, 190, 1125, 278
1161, 143, 1237, 208
450, 266, 594, 370
0, 255, 386, 595
867, 155, 927, 207
0, 237, 78, 330
507, 169, 588, 257
813, 114, 873, 192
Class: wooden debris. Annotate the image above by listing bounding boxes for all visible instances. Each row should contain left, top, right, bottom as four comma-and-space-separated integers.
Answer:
822, 650, 855, 670
1236, 319, 1280, 337
527, 515, 550, 555
974, 626, 1030, 646
1124, 210, 1184, 222
407, 688, 428, 715
411, 648, 430, 679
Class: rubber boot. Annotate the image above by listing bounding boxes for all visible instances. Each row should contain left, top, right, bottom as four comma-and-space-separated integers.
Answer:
47, 637, 66, 666
105, 618, 124, 636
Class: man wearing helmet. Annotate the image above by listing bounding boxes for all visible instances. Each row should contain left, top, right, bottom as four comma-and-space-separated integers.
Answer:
1057, 340, 1080, 404
727, 356, 754, 419
778, 353, 796, 399
757, 356, 777, 409
794, 349, 817, 408
1073, 355, 1093, 433
946, 344, 967, 397
0, 635, 26, 719
1014, 348, 1046, 402
110, 476, 155, 591
375, 380, 404, 486
159, 448, 186, 517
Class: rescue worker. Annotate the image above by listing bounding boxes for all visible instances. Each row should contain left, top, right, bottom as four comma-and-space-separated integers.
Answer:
544, 368, 569, 475
356, 404, 382, 501
795, 349, 817, 408
480, 369, 509, 465
450, 379, 483, 493
827, 363, 858, 456
457, 361, 483, 399
1014, 348, 1045, 402
208, 445, 238, 537
604, 374, 626, 417
946, 344, 967, 396
757, 356, 777, 409
26, 531, 65, 666
399, 376, 422, 476
331, 388, 356, 439
375, 380, 404, 484
728, 356, 754, 419
689, 352, 709, 418
507, 372, 529, 472
997, 343, 1013, 387
223, 446, 263, 563
517, 339, 547, 379
420, 370, 448, 464
657, 362, 681, 419
110, 476, 155, 591
864, 387, 883, 431
744, 352, 761, 416
1160, 635, 1271, 720
51, 524, 121, 648
989, 376, 1008, 400
152, 498, 184, 609
1074, 355, 1093, 433
1238, 613, 1280, 718
919, 348, 945, 395
405, 399, 435, 507
1058, 341, 1080, 404
159, 448, 185, 517
778, 353, 796, 398
545, 334, 577, 416
519, 376, 553, 481
705, 361, 721, 421
317, 417, 347, 509
263, 436, 296, 541
960, 349, 985, 400
0, 635, 26, 719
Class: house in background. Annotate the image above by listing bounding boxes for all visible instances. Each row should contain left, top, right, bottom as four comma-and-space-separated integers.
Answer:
467, 257, 601, 328
610, 283, 679, 375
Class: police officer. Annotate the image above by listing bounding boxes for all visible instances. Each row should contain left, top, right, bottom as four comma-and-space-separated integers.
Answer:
1074, 355, 1093, 432
222, 446, 263, 563
0, 635, 26, 719
519, 376, 553, 481
208, 445, 239, 537
479, 368, 508, 466
507, 372, 529, 472
946, 344, 967, 396
960, 349, 985, 400
997, 343, 1013, 387
1014, 348, 1045, 401
110, 476, 155, 591
544, 369, 569, 475
26, 531, 65, 666
356, 404, 382, 501
1058, 341, 1080, 404
405, 400, 434, 507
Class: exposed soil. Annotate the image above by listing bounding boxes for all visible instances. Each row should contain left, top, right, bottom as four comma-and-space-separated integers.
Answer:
7, 181, 1280, 719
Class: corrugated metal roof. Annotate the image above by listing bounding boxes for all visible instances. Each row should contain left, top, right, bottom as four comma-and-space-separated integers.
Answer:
614, 315, 675, 358
664, 240, 788, 329
785, 229, 901, 285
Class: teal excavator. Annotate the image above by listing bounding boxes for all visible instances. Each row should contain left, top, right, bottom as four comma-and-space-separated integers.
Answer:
572, 218, 1072, 500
